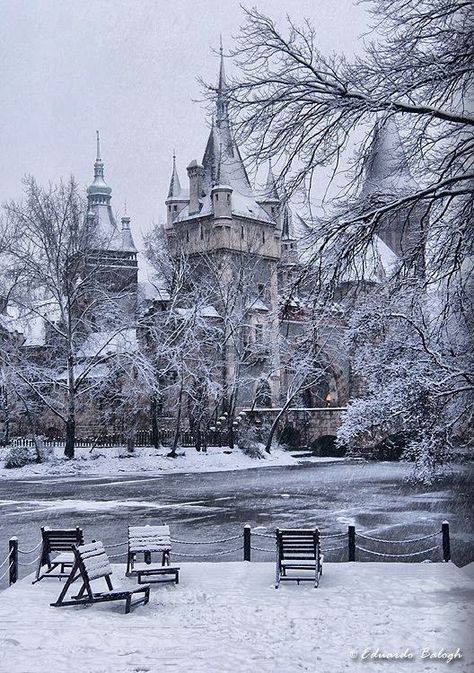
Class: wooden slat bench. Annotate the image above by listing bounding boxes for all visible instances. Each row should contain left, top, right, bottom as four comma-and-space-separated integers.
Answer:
126, 525, 180, 585
51, 541, 150, 614
34, 526, 84, 583
275, 528, 323, 589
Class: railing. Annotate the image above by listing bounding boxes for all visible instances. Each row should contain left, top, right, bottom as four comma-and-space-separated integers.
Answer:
6, 429, 231, 450
1, 522, 451, 589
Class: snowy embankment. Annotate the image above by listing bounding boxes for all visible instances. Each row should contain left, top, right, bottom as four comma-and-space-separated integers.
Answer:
0, 562, 472, 673
0, 445, 347, 480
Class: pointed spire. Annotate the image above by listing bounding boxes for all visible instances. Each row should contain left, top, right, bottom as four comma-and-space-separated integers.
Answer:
264, 160, 280, 201
86, 131, 121, 250
88, 130, 111, 199
167, 152, 183, 199
216, 38, 228, 127
94, 130, 105, 180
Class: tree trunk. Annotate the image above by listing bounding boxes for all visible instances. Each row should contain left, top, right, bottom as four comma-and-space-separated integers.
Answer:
264, 397, 296, 454
151, 396, 160, 449
169, 379, 184, 458
194, 424, 202, 452
64, 348, 76, 459
2, 389, 10, 446
64, 416, 75, 459
126, 435, 135, 453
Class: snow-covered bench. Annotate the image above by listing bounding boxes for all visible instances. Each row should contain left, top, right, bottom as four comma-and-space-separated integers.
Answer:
34, 526, 84, 583
275, 528, 323, 589
51, 541, 150, 614
126, 525, 180, 585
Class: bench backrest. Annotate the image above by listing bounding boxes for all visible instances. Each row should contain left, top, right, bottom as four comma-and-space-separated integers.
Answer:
276, 529, 320, 561
128, 525, 171, 553
75, 541, 113, 581
42, 526, 84, 553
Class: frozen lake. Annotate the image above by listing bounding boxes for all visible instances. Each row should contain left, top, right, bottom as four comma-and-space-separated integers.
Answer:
0, 460, 472, 587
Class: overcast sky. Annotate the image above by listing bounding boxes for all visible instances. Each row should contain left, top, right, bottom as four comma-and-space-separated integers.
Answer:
0, 0, 369, 264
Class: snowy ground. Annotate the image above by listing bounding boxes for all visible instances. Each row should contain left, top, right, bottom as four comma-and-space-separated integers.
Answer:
0, 444, 348, 480
0, 562, 472, 673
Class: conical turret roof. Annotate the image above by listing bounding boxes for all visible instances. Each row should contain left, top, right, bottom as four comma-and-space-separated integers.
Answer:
362, 117, 418, 197
167, 153, 186, 200
86, 131, 122, 251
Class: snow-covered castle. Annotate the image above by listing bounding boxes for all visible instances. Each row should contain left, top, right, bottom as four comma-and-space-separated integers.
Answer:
0, 50, 423, 446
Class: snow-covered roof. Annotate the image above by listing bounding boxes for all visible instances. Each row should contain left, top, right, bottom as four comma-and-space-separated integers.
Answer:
342, 234, 400, 283
87, 133, 129, 252
361, 117, 418, 198
176, 305, 221, 319
175, 54, 275, 226
77, 328, 138, 358
247, 298, 270, 313
167, 155, 189, 201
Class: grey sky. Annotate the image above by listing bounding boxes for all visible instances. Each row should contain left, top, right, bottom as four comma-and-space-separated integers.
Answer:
0, 0, 368, 263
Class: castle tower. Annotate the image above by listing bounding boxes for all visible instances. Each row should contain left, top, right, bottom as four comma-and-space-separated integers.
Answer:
361, 117, 425, 260
165, 153, 189, 228
164, 46, 282, 408
85, 132, 138, 318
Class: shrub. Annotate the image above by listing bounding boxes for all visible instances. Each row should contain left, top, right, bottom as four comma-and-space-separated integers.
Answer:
237, 423, 265, 459
4, 445, 35, 469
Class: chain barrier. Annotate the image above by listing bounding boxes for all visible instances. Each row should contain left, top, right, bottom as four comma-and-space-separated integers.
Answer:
355, 545, 439, 558
172, 546, 243, 558
252, 532, 273, 539
108, 552, 128, 560
356, 531, 439, 544
250, 545, 274, 553
18, 542, 42, 555
18, 555, 41, 567
171, 535, 241, 545
321, 532, 347, 539
0, 553, 11, 570
104, 541, 127, 549
323, 545, 346, 552
0, 562, 13, 583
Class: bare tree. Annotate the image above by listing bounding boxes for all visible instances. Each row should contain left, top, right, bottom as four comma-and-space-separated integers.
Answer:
214, 2, 473, 473
2, 176, 137, 458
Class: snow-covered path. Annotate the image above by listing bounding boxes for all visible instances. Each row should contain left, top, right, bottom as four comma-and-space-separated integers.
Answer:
0, 562, 472, 673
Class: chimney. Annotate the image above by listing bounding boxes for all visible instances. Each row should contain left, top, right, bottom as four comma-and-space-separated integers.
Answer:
187, 160, 204, 215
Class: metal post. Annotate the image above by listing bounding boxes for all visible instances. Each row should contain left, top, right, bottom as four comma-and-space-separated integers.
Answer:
442, 521, 451, 562
243, 525, 251, 562
9, 537, 18, 585
348, 525, 356, 562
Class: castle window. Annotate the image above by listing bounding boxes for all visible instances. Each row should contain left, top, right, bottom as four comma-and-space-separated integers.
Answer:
257, 283, 264, 298
262, 230, 266, 243
200, 225, 204, 240
215, 193, 219, 201
241, 226, 244, 239
168, 205, 171, 212
255, 323, 264, 344
227, 193, 230, 204
186, 230, 189, 243
173, 205, 177, 212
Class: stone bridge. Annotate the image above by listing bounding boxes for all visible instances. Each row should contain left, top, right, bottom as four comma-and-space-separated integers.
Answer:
243, 406, 347, 453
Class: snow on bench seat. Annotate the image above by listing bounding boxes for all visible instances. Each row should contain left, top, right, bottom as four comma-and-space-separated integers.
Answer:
128, 525, 171, 552
78, 541, 113, 580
